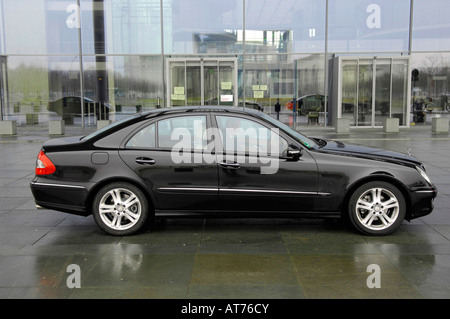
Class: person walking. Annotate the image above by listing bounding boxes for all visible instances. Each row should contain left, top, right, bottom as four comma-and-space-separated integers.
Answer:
275, 99, 281, 120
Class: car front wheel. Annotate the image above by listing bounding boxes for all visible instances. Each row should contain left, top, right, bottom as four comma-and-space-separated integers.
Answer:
348, 181, 406, 235
93, 182, 149, 236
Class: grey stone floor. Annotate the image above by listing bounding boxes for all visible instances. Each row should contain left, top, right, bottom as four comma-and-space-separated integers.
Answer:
0, 122, 449, 299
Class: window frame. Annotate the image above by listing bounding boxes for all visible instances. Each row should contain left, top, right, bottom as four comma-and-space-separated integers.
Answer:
125, 122, 157, 149
213, 114, 289, 157
124, 113, 211, 151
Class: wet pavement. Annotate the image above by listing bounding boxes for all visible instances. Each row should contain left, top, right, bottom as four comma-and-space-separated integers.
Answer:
0, 120, 450, 300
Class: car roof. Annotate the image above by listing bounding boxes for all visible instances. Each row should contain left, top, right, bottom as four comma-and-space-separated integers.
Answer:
139, 105, 262, 119
82, 106, 265, 143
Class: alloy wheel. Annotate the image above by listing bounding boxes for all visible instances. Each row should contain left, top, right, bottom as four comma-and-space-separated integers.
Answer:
98, 187, 142, 231
354, 187, 400, 231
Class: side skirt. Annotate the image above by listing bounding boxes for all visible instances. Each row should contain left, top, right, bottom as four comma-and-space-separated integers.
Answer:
154, 210, 341, 219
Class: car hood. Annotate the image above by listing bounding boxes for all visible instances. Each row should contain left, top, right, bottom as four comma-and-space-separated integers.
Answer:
315, 139, 422, 166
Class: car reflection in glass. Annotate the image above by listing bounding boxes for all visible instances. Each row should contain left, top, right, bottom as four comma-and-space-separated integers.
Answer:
47, 96, 110, 120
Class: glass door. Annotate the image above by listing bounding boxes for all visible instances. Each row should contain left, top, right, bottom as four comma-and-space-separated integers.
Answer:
169, 60, 187, 107
218, 60, 235, 106
169, 60, 202, 107
375, 59, 391, 126
167, 58, 237, 107
186, 61, 201, 105
204, 60, 235, 106
203, 62, 218, 105
391, 59, 409, 126
341, 60, 358, 125
357, 60, 373, 126
0, 56, 6, 120
337, 56, 410, 127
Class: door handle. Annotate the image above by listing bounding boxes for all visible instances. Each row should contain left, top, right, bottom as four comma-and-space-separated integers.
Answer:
135, 157, 156, 165
219, 162, 240, 169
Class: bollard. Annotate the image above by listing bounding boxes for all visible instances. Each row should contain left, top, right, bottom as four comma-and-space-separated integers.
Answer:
383, 118, 399, 133
49, 120, 65, 135
26, 113, 39, 125
432, 117, 449, 134
0, 120, 17, 135
97, 120, 112, 130
335, 118, 350, 133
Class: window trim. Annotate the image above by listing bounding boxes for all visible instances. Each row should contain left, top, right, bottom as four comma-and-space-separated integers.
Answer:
212, 114, 289, 157
123, 113, 211, 151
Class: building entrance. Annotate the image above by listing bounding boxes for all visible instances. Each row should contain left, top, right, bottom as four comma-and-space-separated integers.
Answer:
331, 56, 410, 127
166, 58, 238, 107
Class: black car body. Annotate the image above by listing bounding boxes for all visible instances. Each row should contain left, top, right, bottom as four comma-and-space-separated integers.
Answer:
238, 101, 264, 112
30, 106, 437, 236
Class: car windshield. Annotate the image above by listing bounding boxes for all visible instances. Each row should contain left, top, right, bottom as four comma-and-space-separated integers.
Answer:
259, 112, 318, 149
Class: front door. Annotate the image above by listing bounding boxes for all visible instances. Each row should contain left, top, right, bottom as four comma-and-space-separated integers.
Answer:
167, 58, 237, 107
212, 113, 319, 212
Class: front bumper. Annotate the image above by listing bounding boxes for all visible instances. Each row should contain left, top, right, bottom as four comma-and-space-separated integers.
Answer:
408, 188, 437, 220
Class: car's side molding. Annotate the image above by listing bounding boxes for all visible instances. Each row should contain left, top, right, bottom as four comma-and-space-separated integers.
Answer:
220, 188, 331, 196
157, 186, 332, 197
30, 181, 86, 190
158, 187, 218, 192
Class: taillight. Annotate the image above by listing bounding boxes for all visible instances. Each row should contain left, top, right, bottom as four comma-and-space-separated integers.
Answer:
35, 150, 56, 175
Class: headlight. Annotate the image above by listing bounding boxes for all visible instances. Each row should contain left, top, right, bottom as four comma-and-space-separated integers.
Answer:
416, 166, 432, 185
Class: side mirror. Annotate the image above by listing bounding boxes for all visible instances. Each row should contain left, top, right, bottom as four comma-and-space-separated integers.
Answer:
282, 148, 302, 161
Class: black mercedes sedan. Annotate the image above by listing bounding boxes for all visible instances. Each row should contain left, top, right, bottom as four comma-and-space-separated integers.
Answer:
30, 106, 437, 236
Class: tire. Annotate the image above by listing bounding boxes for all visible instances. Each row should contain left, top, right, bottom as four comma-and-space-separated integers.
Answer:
92, 182, 149, 236
425, 103, 435, 113
348, 181, 406, 236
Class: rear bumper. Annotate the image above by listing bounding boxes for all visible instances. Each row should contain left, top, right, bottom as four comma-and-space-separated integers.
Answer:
30, 180, 90, 216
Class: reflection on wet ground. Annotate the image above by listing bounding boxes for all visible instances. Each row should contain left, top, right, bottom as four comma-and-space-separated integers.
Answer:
0, 125, 449, 299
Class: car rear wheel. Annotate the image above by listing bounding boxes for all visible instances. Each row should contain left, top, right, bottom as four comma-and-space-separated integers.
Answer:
348, 181, 406, 235
93, 182, 149, 236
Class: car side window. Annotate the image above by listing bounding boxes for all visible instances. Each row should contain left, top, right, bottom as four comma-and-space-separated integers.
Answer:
158, 115, 207, 150
216, 116, 288, 155
126, 123, 156, 148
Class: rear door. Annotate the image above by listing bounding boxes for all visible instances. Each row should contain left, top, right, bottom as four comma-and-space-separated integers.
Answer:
119, 113, 218, 211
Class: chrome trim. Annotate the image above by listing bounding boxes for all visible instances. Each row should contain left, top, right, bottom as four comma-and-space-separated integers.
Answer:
31, 181, 86, 190
415, 190, 436, 193
157, 186, 331, 196
158, 187, 219, 192
220, 188, 331, 196
318, 192, 333, 197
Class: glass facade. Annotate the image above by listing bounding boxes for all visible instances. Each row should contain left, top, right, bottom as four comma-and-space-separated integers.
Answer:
0, 0, 449, 128
328, 0, 411, 53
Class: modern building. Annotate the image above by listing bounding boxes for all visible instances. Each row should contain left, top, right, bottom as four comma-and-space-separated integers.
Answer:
0, 0, 449, 129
